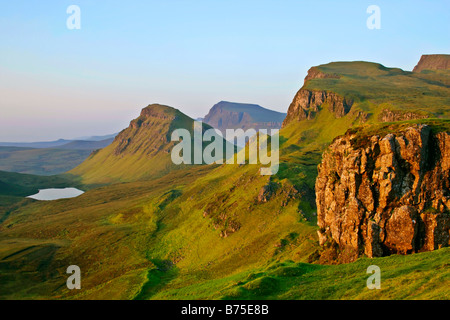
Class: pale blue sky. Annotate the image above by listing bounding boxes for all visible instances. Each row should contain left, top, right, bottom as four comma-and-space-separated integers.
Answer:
1, 0, 449, 141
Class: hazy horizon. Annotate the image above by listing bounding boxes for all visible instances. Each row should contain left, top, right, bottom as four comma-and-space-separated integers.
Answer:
1, 1, 449, 142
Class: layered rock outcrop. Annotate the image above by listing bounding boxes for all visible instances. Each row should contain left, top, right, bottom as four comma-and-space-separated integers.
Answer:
282, 67, 352, 128
316, 124, 450, 263
413, 54, 450, 72
282, 89, 353, 127
303, 66, 340, 83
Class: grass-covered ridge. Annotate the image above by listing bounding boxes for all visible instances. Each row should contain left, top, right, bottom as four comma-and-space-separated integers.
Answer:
305, 61, 450, 119
70, 104, 235, 185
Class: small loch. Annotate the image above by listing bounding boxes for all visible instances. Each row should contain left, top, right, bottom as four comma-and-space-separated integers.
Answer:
27, 188, 84, 201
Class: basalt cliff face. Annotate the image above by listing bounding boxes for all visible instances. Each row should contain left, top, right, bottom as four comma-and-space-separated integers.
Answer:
282, 68, 353, 127
413, 54, 450, 73
282, 59, 450, 129
114, 105, 177, 156
282, 89, 353, 126
316, 124, 450, 263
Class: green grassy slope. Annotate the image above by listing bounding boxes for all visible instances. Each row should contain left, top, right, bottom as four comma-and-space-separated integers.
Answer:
0, 166, 218, 299
70, 104, 234, 185
1, 155, 448, 300
1, 60, 449, 300
0, 171, 77, 197
0, 171, 78, 225
150, 247, 450, 300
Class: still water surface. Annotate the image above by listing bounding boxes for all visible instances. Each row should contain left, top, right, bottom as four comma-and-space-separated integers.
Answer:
27, 188, 84, 201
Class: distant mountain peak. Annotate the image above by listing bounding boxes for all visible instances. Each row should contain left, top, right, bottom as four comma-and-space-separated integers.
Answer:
128, 104, 182, 130
139, 103, 179, 116
203, 101, 286, 134
213, 100, 263, 108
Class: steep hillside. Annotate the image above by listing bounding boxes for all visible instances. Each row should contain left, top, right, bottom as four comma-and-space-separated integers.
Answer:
279, 59, 450, 265
56, 138, 113, 150
283, 61, 450, 127
204, 101, 286, 134
70, 104, 230, 184
1, 155, 449, 300
277, 60, 450, 193
1, 57, 449, 300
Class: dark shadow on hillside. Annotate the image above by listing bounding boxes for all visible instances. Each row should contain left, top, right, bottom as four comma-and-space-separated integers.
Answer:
133, 259, 179, 300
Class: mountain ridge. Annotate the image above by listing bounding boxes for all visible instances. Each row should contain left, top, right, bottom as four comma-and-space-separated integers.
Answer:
203, 101, 286, 133
282, 60, 450, 128
70, 104, 232, 184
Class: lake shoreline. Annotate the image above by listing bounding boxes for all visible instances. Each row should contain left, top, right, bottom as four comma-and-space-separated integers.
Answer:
27, 187, 84, 201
